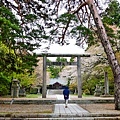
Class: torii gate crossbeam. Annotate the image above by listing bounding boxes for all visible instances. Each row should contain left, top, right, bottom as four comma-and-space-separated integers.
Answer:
37, 53, 90, 98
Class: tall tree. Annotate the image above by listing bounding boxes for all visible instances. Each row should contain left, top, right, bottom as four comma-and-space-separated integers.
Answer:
0, 5, 38, 94
79, 0, 120, 110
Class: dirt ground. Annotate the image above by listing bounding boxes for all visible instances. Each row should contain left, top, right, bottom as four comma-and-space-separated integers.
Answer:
0, 104, 54, 114
0, 103, 120, 115
80, 103, 120, 114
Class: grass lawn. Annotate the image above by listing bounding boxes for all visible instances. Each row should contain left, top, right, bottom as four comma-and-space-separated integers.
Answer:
26, 94, 41, 98
71, 93, 94, 97
82, 94, 94, 97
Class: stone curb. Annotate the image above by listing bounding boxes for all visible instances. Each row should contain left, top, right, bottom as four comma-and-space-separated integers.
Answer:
0, 99, 114, 104
0, 113, 120, 118
0, 117, 120, 120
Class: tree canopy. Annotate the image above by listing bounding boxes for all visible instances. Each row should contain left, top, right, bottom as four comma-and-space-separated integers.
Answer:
0, 0, 106, 50
0, 5, 38, 95
1, 0, 119, 52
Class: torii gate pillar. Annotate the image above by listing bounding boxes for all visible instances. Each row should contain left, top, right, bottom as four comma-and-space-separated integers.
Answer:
77, 56, 82, 98
42, 56, 47, 98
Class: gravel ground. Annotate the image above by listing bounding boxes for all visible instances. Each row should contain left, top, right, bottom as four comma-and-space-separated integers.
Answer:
0, 104, 54, 114
0, 103, 120, 115
80, 103, 120, 114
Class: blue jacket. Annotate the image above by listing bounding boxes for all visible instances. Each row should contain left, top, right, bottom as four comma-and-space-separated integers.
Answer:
63, 87, 70, 100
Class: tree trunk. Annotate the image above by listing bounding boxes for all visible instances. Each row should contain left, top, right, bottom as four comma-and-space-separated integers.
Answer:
86, 0, 120, 110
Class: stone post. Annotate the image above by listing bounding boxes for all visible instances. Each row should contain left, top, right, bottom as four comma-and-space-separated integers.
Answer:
104, 71, 109, 95
77, 56, 82, 98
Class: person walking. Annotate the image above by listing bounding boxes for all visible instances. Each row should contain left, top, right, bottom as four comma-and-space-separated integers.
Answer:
63, 86, 70, 108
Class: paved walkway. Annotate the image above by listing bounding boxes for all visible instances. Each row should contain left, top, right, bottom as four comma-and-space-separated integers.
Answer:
54, 104, 89, 115
53, 95, 90, 116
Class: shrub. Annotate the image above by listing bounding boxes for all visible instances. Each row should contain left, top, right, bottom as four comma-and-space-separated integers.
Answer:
0, 85, 9, 96
83, 89, 90, 95
30, 87, 38, 94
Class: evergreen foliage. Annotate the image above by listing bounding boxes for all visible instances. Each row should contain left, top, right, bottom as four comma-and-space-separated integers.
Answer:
102, 0, 120, 51
0, 6, 38, 95
102, 0, 120, 26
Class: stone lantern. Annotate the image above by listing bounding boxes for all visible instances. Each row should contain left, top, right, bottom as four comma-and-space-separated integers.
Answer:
11, 79, 20, 98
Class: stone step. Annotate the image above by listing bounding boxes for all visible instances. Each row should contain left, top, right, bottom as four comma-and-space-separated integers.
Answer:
1, 117, 120, 120
47, 89, 63, 95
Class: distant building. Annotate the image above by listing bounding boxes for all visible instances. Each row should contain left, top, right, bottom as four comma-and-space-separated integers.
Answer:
47, 78, 67, 89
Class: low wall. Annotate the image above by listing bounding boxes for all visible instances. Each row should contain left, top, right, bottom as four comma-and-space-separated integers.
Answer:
0, 99, 114, 104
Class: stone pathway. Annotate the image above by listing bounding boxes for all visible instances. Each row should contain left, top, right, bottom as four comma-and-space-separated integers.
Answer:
54, 104, 89, 115
53, 95, 90, 117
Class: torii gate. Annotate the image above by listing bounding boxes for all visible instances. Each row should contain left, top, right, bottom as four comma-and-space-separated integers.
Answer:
37, 53, 90, 98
